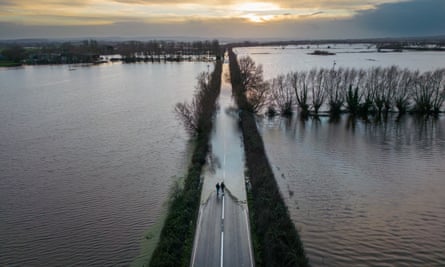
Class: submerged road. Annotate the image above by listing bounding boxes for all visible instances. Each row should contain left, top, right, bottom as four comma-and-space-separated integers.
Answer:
191, 55, 254, 267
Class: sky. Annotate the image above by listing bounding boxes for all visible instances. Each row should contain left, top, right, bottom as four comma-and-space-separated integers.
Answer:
0, 0, 444, 40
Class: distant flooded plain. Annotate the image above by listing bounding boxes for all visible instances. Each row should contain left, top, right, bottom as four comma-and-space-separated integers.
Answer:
236, 46, 445, 266
0, 62, 208, 266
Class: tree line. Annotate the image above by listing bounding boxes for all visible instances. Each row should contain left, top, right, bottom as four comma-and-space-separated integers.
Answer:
0, 39, 220, 65
237, 56, 445, 117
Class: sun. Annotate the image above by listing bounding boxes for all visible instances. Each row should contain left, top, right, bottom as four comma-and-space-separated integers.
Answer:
234, 2, 279, 23
234, 2, 280, 12
242, 13, 274, 23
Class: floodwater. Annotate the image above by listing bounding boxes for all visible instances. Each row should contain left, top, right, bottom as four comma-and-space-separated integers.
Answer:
0, 62, 209, 266
235, 44, 445, 78
236, 46, 445, 266
201, 61, 246, 203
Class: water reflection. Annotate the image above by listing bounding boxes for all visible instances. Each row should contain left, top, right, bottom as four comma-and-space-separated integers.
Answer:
258, 113, 445, 266
0, 62, 208, 266
267, 113, 445, 153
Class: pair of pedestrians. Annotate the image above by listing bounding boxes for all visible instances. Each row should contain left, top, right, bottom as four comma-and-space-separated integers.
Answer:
216, 182, 225, 196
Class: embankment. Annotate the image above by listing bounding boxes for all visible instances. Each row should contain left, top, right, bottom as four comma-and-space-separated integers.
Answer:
228, 48, 309, 267
149, 59, 222, 267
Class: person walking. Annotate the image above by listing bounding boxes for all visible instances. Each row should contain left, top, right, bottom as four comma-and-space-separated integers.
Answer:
216, 182, 220, 196
220, 182, 225, 195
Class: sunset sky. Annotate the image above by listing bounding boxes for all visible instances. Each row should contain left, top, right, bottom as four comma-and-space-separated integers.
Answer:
1, 0, 444, 39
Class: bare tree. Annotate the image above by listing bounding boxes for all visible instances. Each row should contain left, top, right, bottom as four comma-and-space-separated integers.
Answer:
431, 69, 445, 114
270, 75, 294, 116
395, 69, 416, 114
381, 66, 399, 114
238, 56, 270, 113
326, 68, 345, 116
247, 80, 270, 113
311, 69, 327, 114
345, 69, 365, 115
367, 67, 386, 115
412, 69, 445, 114
175, 100, 199, 136
174, 72, 210, 136
288, 71, 309, 114
360, 70, 374, 115
346, 84, 361, 115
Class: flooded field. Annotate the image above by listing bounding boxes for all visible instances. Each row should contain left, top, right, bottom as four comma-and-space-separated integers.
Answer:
0, 62, 208, 266
236, 46, 445, 266
235, 44, 445, 78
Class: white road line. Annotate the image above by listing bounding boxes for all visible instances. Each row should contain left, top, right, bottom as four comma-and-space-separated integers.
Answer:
223, 115, 227, 180
244, 209, 254, 267
220, 194, 225, 267
223, 153, 226, 179
220, 73, 227, 267
220, 231, 224, 267
222, 194, 225, 220
191, 207, 204, 267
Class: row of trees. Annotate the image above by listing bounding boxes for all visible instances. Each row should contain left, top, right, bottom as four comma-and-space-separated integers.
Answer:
237, 56, 445, 117
0, 39, 220, 65
117, 40, 220, 59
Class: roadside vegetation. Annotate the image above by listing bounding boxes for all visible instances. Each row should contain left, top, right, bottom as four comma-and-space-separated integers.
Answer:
228, 48, 309, 267
149, 58, 222, 267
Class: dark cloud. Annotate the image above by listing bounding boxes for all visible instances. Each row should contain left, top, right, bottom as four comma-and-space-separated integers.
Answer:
354, 0, 445, 36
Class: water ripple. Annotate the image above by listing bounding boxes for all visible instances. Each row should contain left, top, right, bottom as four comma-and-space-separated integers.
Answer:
260, 115, 445, 266
0, 62, 209, 266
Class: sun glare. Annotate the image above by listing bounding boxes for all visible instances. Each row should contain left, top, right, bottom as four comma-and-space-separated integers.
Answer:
234, 2, 280, 12
242, 13, 274, 23
233, 2, 280, 23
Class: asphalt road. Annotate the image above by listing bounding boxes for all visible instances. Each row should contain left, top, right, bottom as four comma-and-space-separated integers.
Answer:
191, 58, 254, 267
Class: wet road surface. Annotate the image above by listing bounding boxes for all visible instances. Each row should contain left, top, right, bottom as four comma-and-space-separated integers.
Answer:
191, 57, 254, 267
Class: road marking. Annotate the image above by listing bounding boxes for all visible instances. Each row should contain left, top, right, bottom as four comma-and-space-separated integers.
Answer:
191, 207, 204, 267
220, 194, 225, 267
223, 153, 226, 179
223, 112, 227, 181
220, 231, 224, 267
222, 194, 225, 220
244, 208, 254, 267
